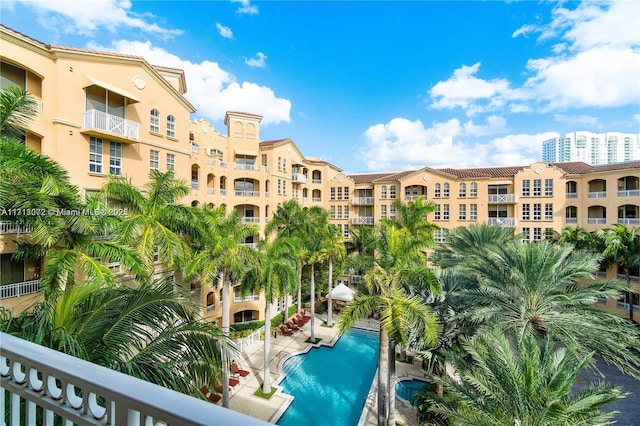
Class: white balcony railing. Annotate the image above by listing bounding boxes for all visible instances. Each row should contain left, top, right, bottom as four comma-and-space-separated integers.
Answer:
618, 190, 639, 197
0, 279, 41, 299
352, 217, 374, 225
291, 173, 307, 183
242, 217, 260, 223
191, 180, 199, 189
0, 221, 33, 235
312, 179, 322, 184
312, 197, 322, 202
565, 218, 578, 224
236, 326, 264, 354
235, 190, 260, 197
487, 217, 517, 227
587, 218, 607, 224
352, 197, 374, 205
587, 191, 607, 198
83, 109, 139, 140
241, 243, 258, 249
488, 194, 518, 203
618, 218, 640, 225
219, 189, 227, 196
404, 195, 424, 201
234, 294, 260, 303
235, 163, 260, 171
566, 192, 578, 199
0, 332, 269, 426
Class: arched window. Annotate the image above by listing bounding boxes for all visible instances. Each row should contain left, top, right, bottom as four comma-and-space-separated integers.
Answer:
443, 183, 450, 198
469, 182, 478, 198
380, 185, 387, 199
458, 183, 466, 198
166, 115, 175, 138
150, 109, 160, 133
434, 183, 441, 198
277, 157, 281, 172
389, 185, 397, 199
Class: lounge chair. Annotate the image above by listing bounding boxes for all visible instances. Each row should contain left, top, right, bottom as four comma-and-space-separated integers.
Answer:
200, 386, 210, 396
229, 378, 240, 388
279, 325, 293, 336
231, 362, 250, 378
208, 393, 221, 403
286, 321, 300, 331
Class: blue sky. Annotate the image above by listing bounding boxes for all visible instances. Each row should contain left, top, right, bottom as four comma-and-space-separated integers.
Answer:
2, 0, 639, 173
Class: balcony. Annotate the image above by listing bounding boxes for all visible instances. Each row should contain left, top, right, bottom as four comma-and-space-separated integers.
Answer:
587, 218, 607, 225
404, 195, 424, 201
234, 190, 260, 197
312, 179, 322, 184
618, 218, 640, 225
0, 332, 269, 426
191, 180, 199, 189
312, 197, 322, 202
565, 217, 578, 224
291, 173, 307, 183
352, 197, 374, 205
0, 279, 41, 299
82, 109, 139, 143
618, 190, 640, 197
488, 194, 517, 203
235, 163, 260, 171
566, 192, 578, 199
352, 217, 374, 225
219, 189, 227, 196
241, 217, 260, 223
234, 294, 260, 303
587, 191, 607, 198
0, 221, 32, 235
241, 243, 258, 249
487, 217, 517, 227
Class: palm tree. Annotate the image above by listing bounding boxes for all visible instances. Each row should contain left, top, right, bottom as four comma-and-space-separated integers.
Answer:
339, 262, 439, 426
556, 225, 595, 251
457, 240, 640, 378
1, 278, 232, 398
185, 207, 259, 407
324, 223, 346, 327
597, 224, 640, 322
101, 170, 201, 274
427, 330, 624, 426
241, 237, 299, 394
265, 200, 307, 313
389, 196, 438, 241
0, 86, 37, 141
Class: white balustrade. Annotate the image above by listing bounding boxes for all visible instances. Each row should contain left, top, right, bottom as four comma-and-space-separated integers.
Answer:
83, 109, 139, 140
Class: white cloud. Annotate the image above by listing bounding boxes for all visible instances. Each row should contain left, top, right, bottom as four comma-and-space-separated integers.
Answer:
633, 114, 640, 124
245, 52, 267, 68
487, 132, 559, 166
432, 2, 640, 115
554, 114, 599, 126
215, 22, 234, 40
15, 0, 182, 39
232, 0, 258, 15
87, 40, 291, 125
464, 115, 508, 137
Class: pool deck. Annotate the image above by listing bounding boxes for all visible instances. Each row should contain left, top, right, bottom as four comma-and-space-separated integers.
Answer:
224, 312, 424, 425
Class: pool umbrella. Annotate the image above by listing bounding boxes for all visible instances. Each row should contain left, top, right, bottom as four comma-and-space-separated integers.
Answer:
327, 283, 355, 302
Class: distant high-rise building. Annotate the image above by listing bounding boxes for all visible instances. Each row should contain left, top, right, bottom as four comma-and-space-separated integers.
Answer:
542, 131, 640, 165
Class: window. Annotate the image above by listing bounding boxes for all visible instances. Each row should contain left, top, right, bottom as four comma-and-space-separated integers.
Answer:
522, 227, 530, 243
89, 137, 103, 173
443, 204, 450, 220
545, 203, 553, 220
337, 187, 343, 200
343, 187, 350, 200
330, 206, 335, 219
522, 180, 530, 197
278, 179, 282, 195
282, 181, 286, 196
166, 115, 175, 138
469, 182, 477, 198
344, 205, 349, 219
1, 61, 26, 90
343, 224, 349, 239
522, 204, 530, 221
381, 186, 387, 199
458, 204, 466, 220
389, 185, 397, 199
390, 206, 396, 218
150, 109, 160, 133
533, 203, 541, 221
283, 159, 287, 173
337, 206, 343, 219
443, 183, 450, 198
381, 205, 387, 218
545, 179, 553, 196
330, 187, 336, 200
277, 157, 281, 172
109, 142, 122, 175
166, 153, 175, 171
434, 204, 441, 220
261, 154, 267, 167
470, 204, 478, 221
533, 179, 541, 196
533, 227, 542, 242
458, 183, 466, 198
150, 150, 159, 170
434, 183, 441, 198
545, 228, 555, 240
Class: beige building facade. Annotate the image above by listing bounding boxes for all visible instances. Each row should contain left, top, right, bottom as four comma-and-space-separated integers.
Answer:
1, 25, 639, 323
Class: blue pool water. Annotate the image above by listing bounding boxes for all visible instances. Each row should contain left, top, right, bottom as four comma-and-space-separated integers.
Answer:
277, 328, 379, 426
395, 379, 430, 406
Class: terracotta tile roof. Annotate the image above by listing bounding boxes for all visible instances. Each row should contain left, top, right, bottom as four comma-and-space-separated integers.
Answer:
373, 170, 417, 182
443, 166, 526, 178
552, 161, 640, 175
1, 25, 48, 49
589, 160, 640, 173
349, 173, 397, 184
259, 139, 289, 147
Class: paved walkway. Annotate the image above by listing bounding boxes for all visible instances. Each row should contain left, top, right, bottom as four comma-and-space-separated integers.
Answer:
223, 312, 425, 425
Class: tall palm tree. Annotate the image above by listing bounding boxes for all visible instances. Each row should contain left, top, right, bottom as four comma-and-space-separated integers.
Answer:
324, 223, 346, 327
389, 196, 438, 242
596, 224, 640, 322
339, 262, 439, 426
241, 237, 299, 394
458, 240, 640, 378
427, 330, 624, 426
185, 207, 259, 407
0, 86, 37, 141
556, 225, 595, 251
1, 278, 232, 398
265, 200, 307, 313
101, 170, 201, 274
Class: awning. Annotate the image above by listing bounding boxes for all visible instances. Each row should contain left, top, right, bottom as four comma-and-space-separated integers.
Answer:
84, 75, 140, 103
488, 180, 514, 185
327, 283, 356, 302
234, 149, 258, 157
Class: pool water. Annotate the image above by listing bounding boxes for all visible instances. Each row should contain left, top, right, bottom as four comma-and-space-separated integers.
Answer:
395, 379, 430, 406
277, 328, 379, 426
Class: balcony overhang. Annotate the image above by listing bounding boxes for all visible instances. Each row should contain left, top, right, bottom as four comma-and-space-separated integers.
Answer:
80, 128, 139, 144
84, 75, 140, 103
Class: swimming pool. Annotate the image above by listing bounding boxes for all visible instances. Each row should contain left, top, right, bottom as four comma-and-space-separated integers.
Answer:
276, 328, 379, 426
395, 378, 430, 406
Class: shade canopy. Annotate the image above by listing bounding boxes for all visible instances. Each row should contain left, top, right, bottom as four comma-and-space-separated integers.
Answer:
327, 283, 356, 302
